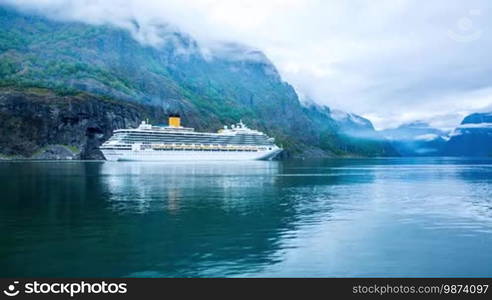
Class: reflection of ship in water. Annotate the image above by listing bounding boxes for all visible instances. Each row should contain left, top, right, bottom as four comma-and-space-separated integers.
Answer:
98, 161, 292, 276
101, 161, 281, 214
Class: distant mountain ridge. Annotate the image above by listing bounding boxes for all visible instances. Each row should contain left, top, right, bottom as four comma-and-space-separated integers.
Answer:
0, 5, 396, 159
380, 122, 448, 156
379, 114, 492, 157
444, 113, 492, 157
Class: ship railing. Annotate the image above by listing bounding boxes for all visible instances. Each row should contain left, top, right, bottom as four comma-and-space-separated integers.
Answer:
149, 144, 261, 152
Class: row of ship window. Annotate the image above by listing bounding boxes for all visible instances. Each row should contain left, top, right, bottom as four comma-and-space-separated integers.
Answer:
111, 140, 272, 146
116, 138, 271, 144
112, 134, 271, 142
114, 133, 263, 137
153, 148, 260, 152
148, 145, 270, 151
103, 145, 272, 151
115, 131, 264, 136
101, 148, 268, 152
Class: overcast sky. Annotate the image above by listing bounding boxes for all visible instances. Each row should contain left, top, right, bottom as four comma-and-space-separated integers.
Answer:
4, 0, 492, 129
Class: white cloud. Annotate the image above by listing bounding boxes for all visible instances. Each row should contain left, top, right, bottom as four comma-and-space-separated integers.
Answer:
3, 0, 492, 130
414, 134, 440, 141
458, 122, 492, 129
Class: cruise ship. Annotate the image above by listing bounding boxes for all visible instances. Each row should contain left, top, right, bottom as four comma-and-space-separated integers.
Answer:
100, 115, 283, 161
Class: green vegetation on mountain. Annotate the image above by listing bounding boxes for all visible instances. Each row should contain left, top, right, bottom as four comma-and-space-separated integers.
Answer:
0, 6, 396, 158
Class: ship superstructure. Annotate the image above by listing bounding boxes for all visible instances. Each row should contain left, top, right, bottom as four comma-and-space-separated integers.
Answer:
100, 115, 282, 161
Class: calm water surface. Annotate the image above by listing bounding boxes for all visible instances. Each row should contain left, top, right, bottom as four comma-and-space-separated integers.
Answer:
1, 158, 492, 277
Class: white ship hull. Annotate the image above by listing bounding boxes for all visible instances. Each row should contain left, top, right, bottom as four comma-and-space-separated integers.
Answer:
102, 148, 282, 161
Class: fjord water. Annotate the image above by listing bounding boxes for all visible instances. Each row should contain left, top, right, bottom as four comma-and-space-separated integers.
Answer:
1, 158, 492, 277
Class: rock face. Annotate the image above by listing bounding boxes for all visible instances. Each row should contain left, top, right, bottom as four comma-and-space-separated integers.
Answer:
0, 88, 170, 159
30, 145, 79, 160
380, 122, 448, 156
444, 113, 492, 157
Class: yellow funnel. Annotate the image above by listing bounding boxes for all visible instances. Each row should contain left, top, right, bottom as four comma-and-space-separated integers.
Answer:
169, 115, 181, 127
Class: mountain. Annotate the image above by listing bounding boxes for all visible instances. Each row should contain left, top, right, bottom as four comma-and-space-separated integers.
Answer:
380, 122, 448, 156
0, 5, 396, 159
327, 109, 377, 136
303, 103, 397, 156
444, 113, 492, 157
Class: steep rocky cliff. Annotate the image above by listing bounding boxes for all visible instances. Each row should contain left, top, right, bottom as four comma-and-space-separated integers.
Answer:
0, 87, 171, 159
